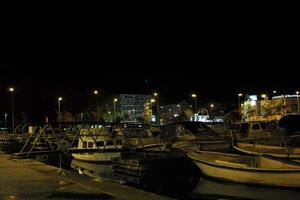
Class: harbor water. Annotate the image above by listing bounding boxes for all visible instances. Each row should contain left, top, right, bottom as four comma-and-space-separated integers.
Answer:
67, 156, 300, 200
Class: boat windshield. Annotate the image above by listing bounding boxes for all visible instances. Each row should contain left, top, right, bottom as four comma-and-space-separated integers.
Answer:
260, 123, 267, 129
240, 123, 249, 134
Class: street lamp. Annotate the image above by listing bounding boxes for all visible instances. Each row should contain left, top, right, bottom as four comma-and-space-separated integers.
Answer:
238, 93, 243, 116
296, 91, 299, 113
210, 104, 214, 118
261, 94, 267, 100
80, 112, 84, 122
9, 88, 15, 133
4, 113, 8, 128
94, 90, 99, 123
150, 99, 156, 122
58, 97, 62, 128
191, 94, 197, 113
113, 98, 118, 122
153, 92, 159, 124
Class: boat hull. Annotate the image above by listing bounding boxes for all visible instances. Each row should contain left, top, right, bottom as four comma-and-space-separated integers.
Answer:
72, 151, 121, 162
188, 151, 300, 188
234, 142, 300, 159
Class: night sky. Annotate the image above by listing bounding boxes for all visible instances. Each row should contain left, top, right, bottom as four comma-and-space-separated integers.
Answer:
0, 15, 298, 122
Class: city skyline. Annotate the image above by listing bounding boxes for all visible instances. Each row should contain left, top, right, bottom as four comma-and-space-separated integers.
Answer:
1, 16, 298, 122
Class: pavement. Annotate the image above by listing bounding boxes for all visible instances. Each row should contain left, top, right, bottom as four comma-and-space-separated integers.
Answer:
0, 151, 174, 200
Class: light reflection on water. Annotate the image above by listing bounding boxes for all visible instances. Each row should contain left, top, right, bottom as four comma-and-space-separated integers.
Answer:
70, 159, 300, 200
190, 176, 300, 200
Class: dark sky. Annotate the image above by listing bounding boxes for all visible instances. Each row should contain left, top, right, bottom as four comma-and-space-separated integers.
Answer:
0, 15, 298, 121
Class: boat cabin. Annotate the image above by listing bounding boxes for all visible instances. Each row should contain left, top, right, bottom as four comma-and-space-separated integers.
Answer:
238, 122, 272, 139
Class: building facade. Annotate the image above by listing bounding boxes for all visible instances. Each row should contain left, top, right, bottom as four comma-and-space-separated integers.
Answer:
241, 94, 300, 121
119, 94, 151, 122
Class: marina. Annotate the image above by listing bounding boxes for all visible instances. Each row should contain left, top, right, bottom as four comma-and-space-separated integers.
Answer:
1, 117, 300, 199
1, 15, 300, 200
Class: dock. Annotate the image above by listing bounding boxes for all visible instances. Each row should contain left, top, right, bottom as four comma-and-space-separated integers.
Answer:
0, 151, 174, 200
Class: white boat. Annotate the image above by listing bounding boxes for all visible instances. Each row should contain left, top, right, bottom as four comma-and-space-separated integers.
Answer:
71, 126, 166, 162
233, 142, 300, 159
187, 150, 300, 188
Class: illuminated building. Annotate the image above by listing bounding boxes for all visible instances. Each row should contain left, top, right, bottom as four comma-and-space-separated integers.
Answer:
241, 94, 300, 121
119, 94, 151, 122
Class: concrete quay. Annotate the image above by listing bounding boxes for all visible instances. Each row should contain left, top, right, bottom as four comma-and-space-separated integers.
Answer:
0, 151, 174, 200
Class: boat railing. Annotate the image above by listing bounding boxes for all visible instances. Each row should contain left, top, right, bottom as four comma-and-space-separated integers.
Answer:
13, 123, 165, 158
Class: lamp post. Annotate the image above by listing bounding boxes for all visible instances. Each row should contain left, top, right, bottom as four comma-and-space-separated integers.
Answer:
261, 94, 268, 117
191, 94, 197, 122
80, 113, 84, 122
113, 98, 118, 122
4, 113, 8, 128
273, 90, 277, 97
150, 98, 155, 123
238, 93, 243, 118
9, 88, 15, 133
261, 94, 267, 100
153, 92, 159, 124
94, 90, 99, 123
210, 104, 214, 119
272, 91, 277, 118
58, 97, 62, 129
296, 91, 299, 113
191, 94, 197, 112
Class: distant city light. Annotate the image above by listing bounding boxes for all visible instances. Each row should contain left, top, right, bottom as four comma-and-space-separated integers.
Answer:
273, 94, 300, 99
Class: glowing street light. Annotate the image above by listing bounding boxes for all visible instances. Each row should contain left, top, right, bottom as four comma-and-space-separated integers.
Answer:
153, 92, 160, 124
94, 90, 99, 123
113, 98, 118, 122
58, 97, 63, 128
210, 104, 214, 118
191, 94, 197, 113
9, 87, 15, 133
261, 94, 267, 100
238, 93, 243, 118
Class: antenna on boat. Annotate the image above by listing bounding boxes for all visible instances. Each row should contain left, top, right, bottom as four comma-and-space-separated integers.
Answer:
230, 129, 237, 149
279, 128, 290, 157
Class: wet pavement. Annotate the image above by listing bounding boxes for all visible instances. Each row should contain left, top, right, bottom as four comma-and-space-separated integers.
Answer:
0, 152, 173, 200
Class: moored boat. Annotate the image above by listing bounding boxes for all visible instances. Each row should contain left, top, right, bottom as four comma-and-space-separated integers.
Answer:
71, 125, 166, 162
187, 150, 300, 187
233, 142, 300, 159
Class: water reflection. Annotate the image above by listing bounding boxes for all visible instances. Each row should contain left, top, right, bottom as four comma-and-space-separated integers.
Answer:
70, 158, 201, 199
71, 159, 116, 182
71, 158, 300, 200
190, 176, 300, 200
